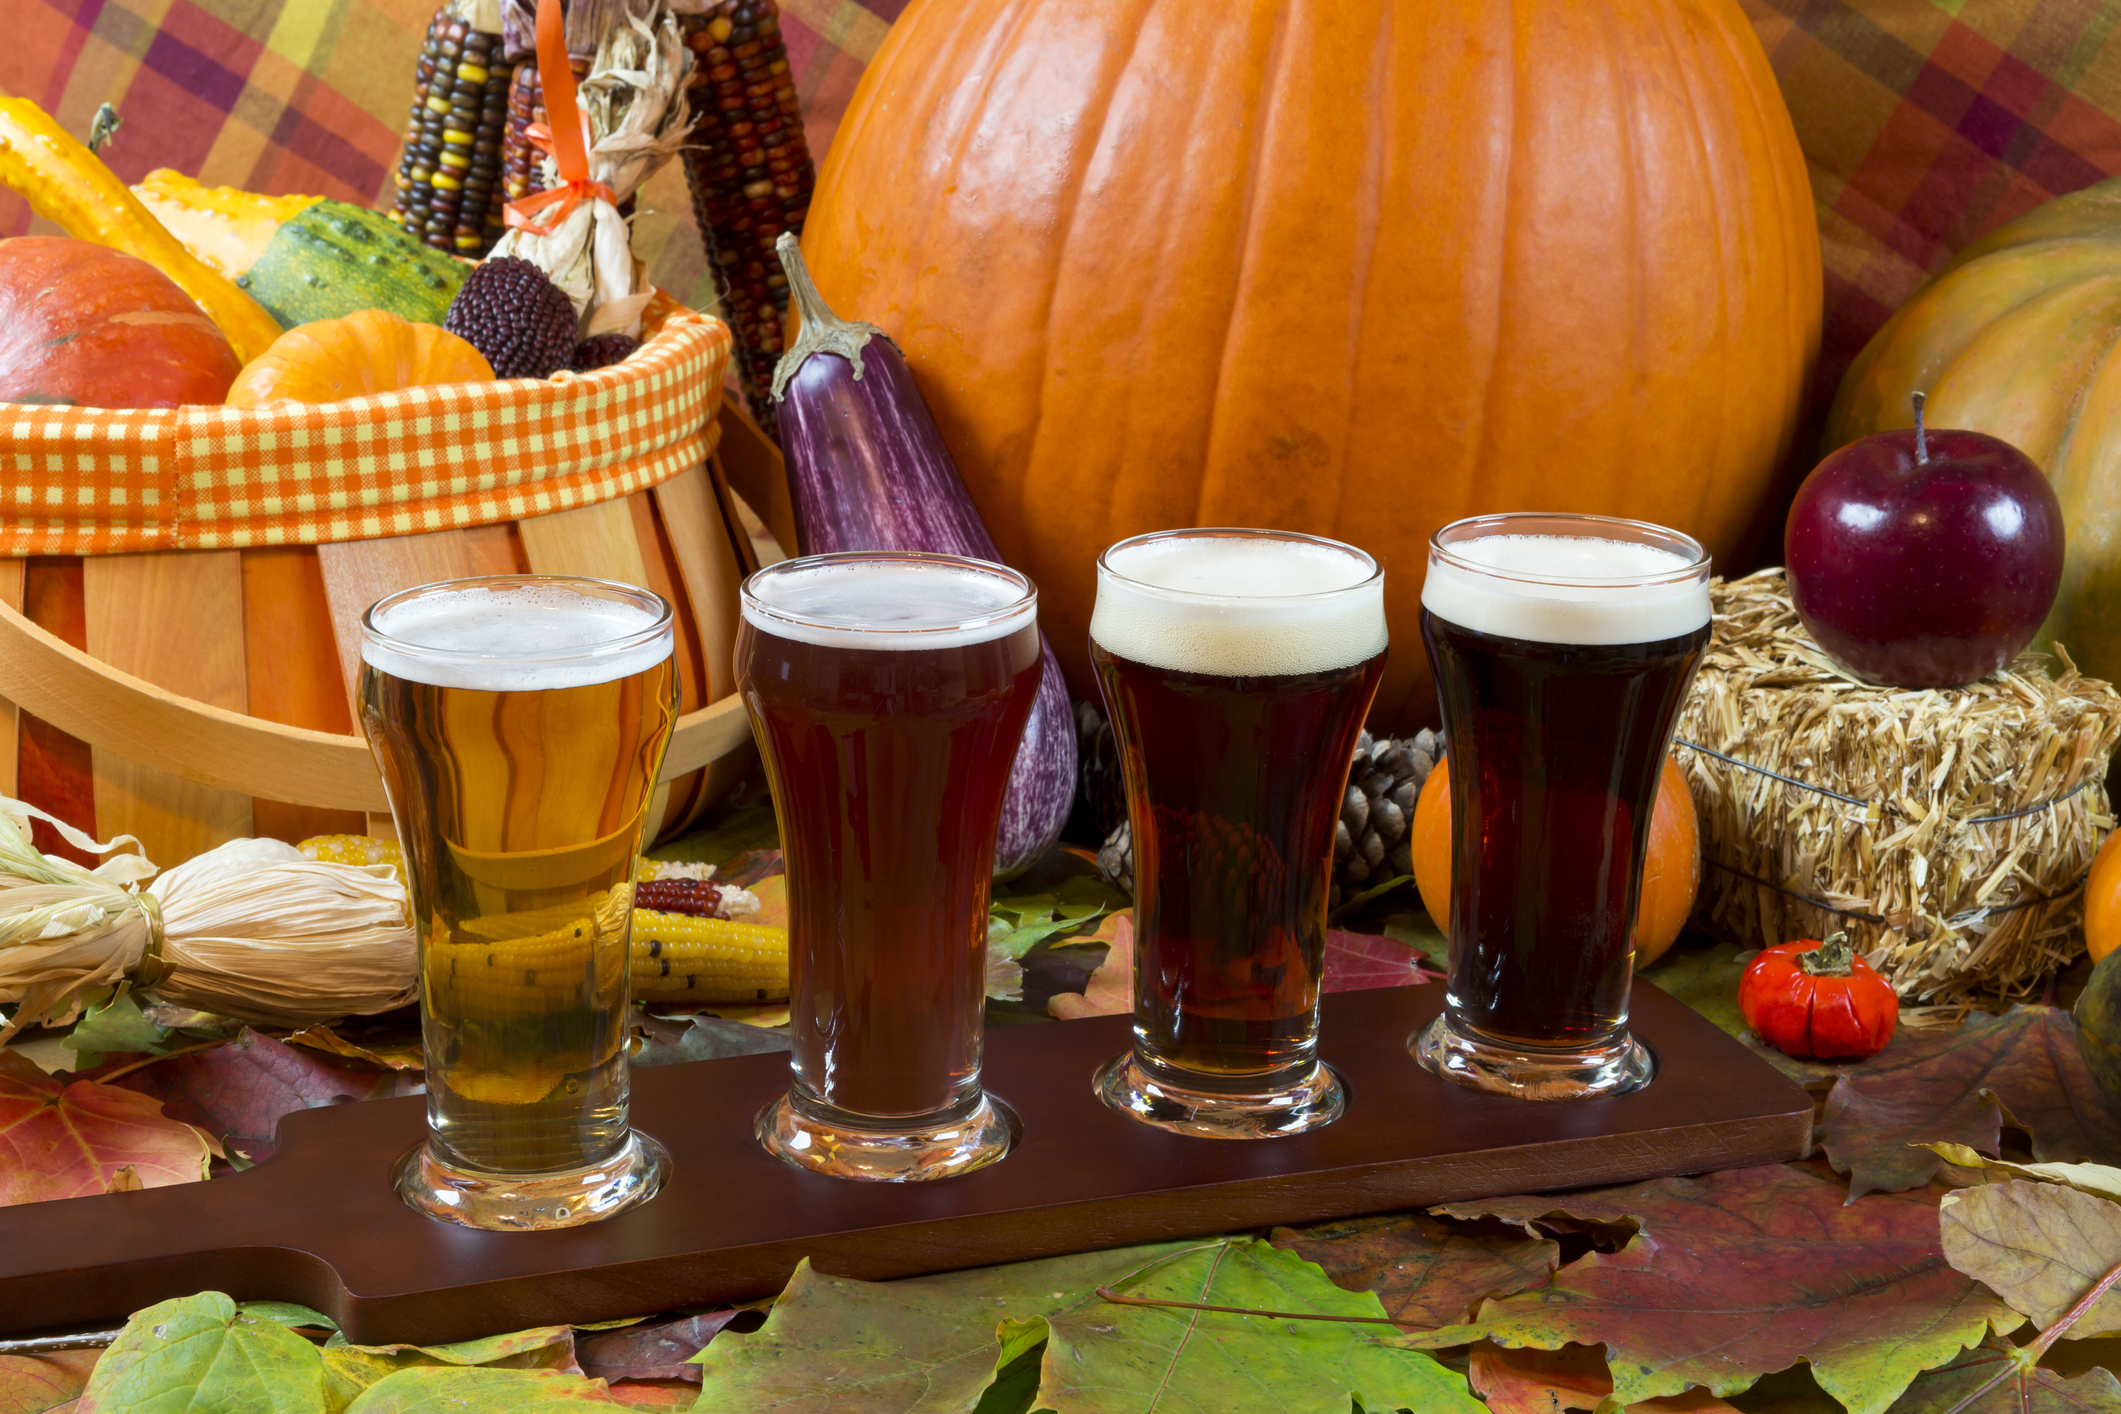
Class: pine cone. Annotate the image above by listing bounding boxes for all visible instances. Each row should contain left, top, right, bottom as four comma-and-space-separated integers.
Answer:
1069, 700, 1128, 846
1332, 729, 1442, 907
1097, 818, 1132, 895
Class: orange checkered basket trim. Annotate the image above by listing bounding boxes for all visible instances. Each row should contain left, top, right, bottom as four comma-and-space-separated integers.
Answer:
0, 292, 729, 555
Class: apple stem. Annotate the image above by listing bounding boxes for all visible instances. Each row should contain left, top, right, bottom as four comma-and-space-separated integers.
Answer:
1913, 391, 1928, 463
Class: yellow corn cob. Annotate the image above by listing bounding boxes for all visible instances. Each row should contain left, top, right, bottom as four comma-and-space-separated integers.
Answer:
428, 914, 614, 1021
0, 94, 283, 363
300, 835, 784, 1003
631, 909, 788, 1003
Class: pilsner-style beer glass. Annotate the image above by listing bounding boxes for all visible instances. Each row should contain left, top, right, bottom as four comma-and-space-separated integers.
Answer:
1090, 529, 1386, 1138
1415, 513, 1711, 1100
359, 575, 679, 1228
738, 551, 1042, 1181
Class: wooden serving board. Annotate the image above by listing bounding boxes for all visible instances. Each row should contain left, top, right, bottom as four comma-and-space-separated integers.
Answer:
0, 983, 1809, 1345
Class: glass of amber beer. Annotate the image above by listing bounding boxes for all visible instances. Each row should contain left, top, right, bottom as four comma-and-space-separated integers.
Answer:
359, 576, 678, 1228
1415, 513, 1711, 1100
738, 552, 1042, 1181
1090, 529, 1386, 1138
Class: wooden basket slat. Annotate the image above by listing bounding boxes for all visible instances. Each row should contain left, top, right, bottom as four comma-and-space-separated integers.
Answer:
85, 552, 254, 864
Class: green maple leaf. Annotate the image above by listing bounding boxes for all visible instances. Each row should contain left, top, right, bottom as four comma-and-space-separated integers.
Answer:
341, 1367, 620, 1412
322, 1324, 581, 1404
74, 1292, 333, 1414
1035, 1239, 1483, 1414
696, 1237, 1476, 1414
1414, 1163, 2015, 1414
694, 1243, 1199, 1412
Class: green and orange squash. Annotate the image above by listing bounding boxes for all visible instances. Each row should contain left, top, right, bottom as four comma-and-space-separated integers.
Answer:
1827, 176, 2121, 689
797, 0, 1822, 725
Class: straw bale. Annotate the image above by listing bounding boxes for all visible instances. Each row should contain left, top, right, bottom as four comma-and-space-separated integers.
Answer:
1676, 569, 2121, 1004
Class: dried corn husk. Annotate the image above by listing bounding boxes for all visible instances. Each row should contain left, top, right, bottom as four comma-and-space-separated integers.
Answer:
0, 802, 415, 1042
491, 0, 693, 337
1676, 569, 2121, 1004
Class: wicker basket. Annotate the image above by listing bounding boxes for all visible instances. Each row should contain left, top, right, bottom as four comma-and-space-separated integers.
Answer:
0, 297, 776, 869
1676, 570, 2121, 1005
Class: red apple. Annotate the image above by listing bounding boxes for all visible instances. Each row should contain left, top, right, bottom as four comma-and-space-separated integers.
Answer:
1785, 395, 2064, 689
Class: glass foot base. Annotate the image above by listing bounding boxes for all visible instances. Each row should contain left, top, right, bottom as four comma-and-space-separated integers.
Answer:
1414, 1015, 1656, 1100
1093, 1052, 1345, 1139
756, 1092, 1015, 1182
394, 1130, 668, 1230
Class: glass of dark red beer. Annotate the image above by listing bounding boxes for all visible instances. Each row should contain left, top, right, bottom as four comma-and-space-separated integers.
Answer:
1090, 529, 1387, 1138
1415, 513, 1711, 1100
737, 551, 1043, 1180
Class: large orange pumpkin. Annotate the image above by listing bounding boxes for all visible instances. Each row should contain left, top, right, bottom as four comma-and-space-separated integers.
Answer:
798, 0, 1821, 726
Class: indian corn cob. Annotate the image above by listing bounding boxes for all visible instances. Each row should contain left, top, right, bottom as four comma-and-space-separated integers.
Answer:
392, 0, 518, 256
679, 0, 816, 427
299, 836, 786, 1003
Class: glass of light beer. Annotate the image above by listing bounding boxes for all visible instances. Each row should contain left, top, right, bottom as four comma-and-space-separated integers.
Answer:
359, 575, 678, 1229
1090, 529, 1386, 1139
1415, 513, 1711, 1100
738, 551, 1042, 1181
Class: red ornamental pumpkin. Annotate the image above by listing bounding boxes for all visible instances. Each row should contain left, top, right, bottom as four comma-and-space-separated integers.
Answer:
798, 0, 1822, 725
1739, 934, 1899, 1061
0, 237, 240, 408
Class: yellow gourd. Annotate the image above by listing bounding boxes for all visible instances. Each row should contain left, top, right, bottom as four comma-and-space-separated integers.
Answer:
226, 309, 494, 407
0, 94, 281, 364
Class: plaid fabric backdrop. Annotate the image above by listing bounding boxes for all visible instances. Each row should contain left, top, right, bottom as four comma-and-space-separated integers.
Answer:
8, 0, 2121, 442
0, 0, 908, 316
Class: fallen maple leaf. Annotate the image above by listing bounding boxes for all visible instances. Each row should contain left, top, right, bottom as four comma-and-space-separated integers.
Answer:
75, 1292, 330, 1414
577, 1312, 752, 1384
0, 1049, 215, 1204
0, 1348, 98, 1414
1818, 1006, 2121, 1199
1940, 1179, 2121, 1339
1269, 1213, 1558, 1326
1048, 913, 1133, 1020
1321, 930, 1437, 992
341, 1367, 619, 1411
109, 1028, 414, 1164
1037, 1238, 1484, 1414
1885, 1337, 2121, 1412
1417, 1163, 2017, 1414
284, 1023, 425, 1072
1047, 915, 1431, 1020
602, 1379, 696, 1409
1468, 1343, 1744, 1414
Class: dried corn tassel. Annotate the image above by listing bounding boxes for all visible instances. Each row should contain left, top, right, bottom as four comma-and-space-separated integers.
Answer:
0, 805, 416, 1041
490, 0, 694, 337
679, 0, 815, 428
392, 0, 519, 255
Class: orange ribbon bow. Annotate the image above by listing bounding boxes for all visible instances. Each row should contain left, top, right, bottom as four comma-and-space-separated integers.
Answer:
502, 0, 614, 237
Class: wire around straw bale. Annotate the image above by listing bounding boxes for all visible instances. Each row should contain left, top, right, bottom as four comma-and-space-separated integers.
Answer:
1676, 568, 2121, 1004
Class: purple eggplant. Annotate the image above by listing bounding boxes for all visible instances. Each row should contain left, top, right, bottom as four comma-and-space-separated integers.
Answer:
769, 232, 1076, 878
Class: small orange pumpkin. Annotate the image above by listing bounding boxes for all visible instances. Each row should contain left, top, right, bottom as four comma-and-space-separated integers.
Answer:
225, 308, 493, 407
1413, 754, 1701, 968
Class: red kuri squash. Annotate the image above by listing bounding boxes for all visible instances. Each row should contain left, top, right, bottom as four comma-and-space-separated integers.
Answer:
798, 0, 1822, 724
0, 237, 241, 408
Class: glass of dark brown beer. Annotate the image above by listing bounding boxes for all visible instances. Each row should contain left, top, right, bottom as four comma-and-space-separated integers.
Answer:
1415, 513, 1711, 1100
738, 551, 1042, 1181
1090, 529, 1387, 1138
359, 575, 679, 1229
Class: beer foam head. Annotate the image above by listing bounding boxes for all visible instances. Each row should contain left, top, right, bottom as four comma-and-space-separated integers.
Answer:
1421, 533, 1710, 646
741, 556, 1036, 650
1090, 532, 1387, 677
362, 581, 671, 691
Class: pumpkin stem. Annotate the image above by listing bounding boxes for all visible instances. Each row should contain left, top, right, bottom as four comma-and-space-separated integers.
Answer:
1799, 932, 1857, 977
771, 231, 891, 401
1912, 391, 1928, 463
